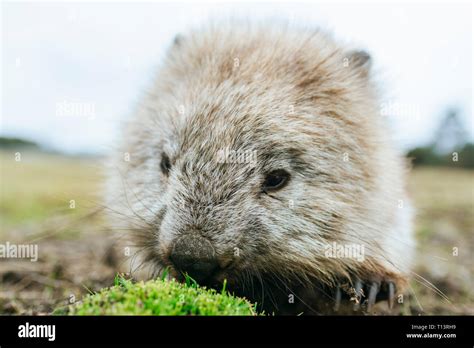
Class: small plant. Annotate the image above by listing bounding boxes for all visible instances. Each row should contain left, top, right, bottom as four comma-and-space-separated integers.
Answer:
54, 275, 259, 316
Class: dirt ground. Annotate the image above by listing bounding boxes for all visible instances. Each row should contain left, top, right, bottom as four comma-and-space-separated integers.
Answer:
0, 152, 472, 315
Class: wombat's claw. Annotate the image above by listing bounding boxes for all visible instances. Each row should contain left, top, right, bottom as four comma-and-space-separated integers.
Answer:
334, 286, 342, 311
388, 282, 395, 310
367, 281, 380, 311
353, 278, 363, 311
333, 278, 396, 313
362, 279, 396, 312
334, 278, 397, 313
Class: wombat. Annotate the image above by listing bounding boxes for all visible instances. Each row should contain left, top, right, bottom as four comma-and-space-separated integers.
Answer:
106, 21, 415, 315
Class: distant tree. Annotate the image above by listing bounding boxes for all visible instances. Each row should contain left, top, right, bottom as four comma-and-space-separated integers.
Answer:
432, 108, 468, 154
457, 143, 474, 168
407, 142, 474, 168
0, 136, 39, 149
407, 145, 443, 166
407, 107, 473, 168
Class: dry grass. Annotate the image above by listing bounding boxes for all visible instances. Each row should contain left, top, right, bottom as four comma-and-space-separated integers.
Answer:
408, 167, 473, 314
0, 151, 103, 227
0, 150, 118, 314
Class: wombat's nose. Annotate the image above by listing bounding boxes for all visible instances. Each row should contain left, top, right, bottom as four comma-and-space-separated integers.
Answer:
170, 235, 218, 282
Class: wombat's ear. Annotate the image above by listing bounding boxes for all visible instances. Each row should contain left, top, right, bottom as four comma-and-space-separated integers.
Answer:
346, 50, 372, 76
172, 34, 184, 47
168, 34, 185, 55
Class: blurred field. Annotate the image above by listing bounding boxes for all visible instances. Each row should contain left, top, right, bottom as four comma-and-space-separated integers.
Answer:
0, 150, 120, 314
0, 150, 472, 314
1, 151, 101, 225
407, 167, 473, 314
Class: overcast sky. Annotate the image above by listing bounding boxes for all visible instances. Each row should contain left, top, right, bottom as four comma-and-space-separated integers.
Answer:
1, 1, 472, 154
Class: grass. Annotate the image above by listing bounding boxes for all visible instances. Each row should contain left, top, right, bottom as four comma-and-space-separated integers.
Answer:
0, 150, 102, 227
406, 166, 474, 314
54, 275, 259, 316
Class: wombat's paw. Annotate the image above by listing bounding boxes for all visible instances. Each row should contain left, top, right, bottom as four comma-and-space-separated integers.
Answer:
334, 277, 398, 314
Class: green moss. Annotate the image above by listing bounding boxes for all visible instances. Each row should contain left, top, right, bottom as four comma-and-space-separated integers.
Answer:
54, 276, 259, 316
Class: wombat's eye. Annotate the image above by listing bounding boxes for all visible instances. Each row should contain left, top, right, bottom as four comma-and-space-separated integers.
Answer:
262, 169, 290, 192
160, 153, 172, 175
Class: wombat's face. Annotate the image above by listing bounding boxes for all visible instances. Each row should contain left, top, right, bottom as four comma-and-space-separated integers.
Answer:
111, 26, 411, 313
151, 110, 314, 287
112, 27, 381, 294
119, 68, 376, 291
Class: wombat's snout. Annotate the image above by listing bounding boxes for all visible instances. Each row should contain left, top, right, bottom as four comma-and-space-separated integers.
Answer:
169, 235, 218, 282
